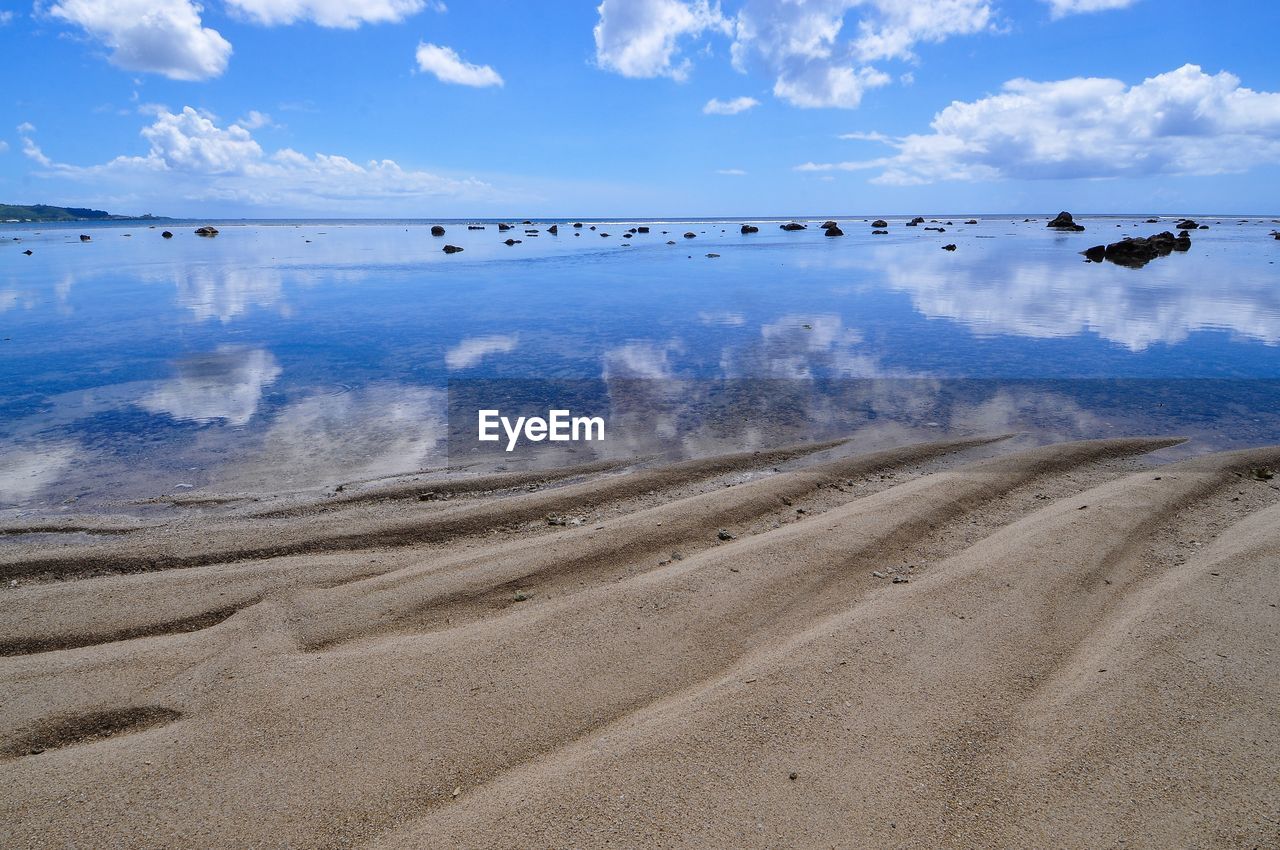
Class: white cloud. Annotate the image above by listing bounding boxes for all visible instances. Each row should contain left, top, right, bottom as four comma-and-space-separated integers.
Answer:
703, 95, 759, 114
0, 10, 15, 25
236, 110, 275, 129
414, 43, 504, 87
1044, 0, 1141, 18
139, 347, 281, 426
800, 64, 1280, 184
715, 168, 747, 175
225, 0, 426, 28
47, 0, 232, 80
593, 0, 730, 81
445, 334, 519, 370
0, 140, 8, 154
20, 107, 495, 212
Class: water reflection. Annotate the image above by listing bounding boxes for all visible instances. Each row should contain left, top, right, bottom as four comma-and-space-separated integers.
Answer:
172, 266, 288, 323
446, 335, 519, 370
139, 347, 282, 426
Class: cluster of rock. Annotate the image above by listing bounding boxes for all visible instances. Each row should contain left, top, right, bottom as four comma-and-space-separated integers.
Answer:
905, 217, 925, 227
1047, 212, 1085, 232
1176, 219, 1209, 230
780, 222, 806, 231
740, 224, 759, 234
822, 221, 843, 237
1082, 230, 1191, 267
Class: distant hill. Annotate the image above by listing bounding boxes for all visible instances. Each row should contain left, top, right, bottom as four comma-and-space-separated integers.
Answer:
0, 203, 169, 222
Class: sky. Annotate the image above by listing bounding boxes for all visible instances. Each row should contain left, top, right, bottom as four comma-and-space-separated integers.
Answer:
2, 0, 1279, 217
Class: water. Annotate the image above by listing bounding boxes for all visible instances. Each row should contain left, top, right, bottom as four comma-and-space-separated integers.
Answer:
2, 215, 1279, 509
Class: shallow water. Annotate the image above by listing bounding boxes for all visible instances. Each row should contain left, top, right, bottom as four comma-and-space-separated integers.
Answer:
2, 215, 1279, 509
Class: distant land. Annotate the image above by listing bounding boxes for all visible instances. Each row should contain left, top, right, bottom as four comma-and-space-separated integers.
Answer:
0, 203, 169, 223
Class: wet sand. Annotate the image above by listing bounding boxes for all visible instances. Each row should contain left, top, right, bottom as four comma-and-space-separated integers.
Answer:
1, 435, 1278, 848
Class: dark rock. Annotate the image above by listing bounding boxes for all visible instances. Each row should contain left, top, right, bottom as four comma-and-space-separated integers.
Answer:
1146, 218, 1159, 223
573, 222, 583, 228
871, 219, 888, 228
442, 244, 464, 253
548, 225, 558, 234
740, 224, 759, 234
600, 232, 610, 237
1097, 231, 1189, 268
666, 240, 676, 245
637, 226, 650, 233
431, 225, 446, 236
942, 244, 957, 251
965, 219, 978, 225
824, 225, 844, 237
161, 231, 173, 239
706, 253, 720, 258
468, 225, 485, 230
590, 225, 597, 231
872, 229, 887, 235
1198, 225, 1209, 229
623, 233, 633, 238
1083, 245, 1106, 262
684, 231, 697, 239
780, 222, 806, 231
522, 220, 532, 225
1176, 219, 1198, 230
945, 221, 954, 226
925, 227, 946, 232
22, 249, 32, 255
908, 217, 925, 226
1047, 211, 1084, 231
194, 226, 219, 237
498, 223, 512, 231
79, 234, 91, 241
503, 238, 521, 245
821, 221, 838, 229
717, 529, 735, 541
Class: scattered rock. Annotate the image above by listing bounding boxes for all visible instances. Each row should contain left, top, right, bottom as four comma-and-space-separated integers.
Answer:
79, 234, 91, 242
498, 223, 512, 231
821, 221, 838, 229
824, 225, 844, 237
925, 226, 946, 232
573, 222, 583, 228
906, 217, 924, 227
503, 238, 521, 245
1087, 231, 1191, 268
706, 253, 720, 258
161, 230, 173, 238
965, 219, 978, 225
637, 226, 649, 234
1175, 219, 1199, 230
717, 529, 735, 541
683, 231, 697, 239
442, 244, 464, 253
780, 222, 806, 231
194, 226, 219, 237
430, 225, 446, 236
892, 576, 909, 584
871, 219, 888, 228
1145, 218, 1159, 223
623, 233, 633, 238
22, 249, 32, 255
666, 240, 676, 245
942, 244, 957, 251
468, 225, 485, 230
740, 224, 759, 234
1046, 211, 1085, 231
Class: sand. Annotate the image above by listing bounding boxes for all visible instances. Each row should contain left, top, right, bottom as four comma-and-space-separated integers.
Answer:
1, 435, 1277, 848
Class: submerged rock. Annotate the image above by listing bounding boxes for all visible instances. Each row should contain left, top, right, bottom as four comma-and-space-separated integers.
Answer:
925, 226, 946, 232
942, 244, 957, 251
872, 229, 888, 235
161, 231, 173, 239
22, 249, 32, 255
740, 224, 759, 234
683, 231, 697, 239
442, 244, 464, 253
1176, 219, 1199, 230
468, 225, 485, 230
79, 234, 91, 242
965, 219, 978, 225
194, 226, 219, 237
503, 238, 521, 245
706, 253, 720, 258
1047, 212, 1085, 231
780, 222, 806, 231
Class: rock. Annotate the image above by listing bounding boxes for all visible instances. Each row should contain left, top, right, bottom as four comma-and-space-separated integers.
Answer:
1146, 218, 1159, 223
925, 227, 946, 232
522, 220, 532, 225
872, 229, 888, 235
892, 576, 909, 584
945, 221, 954, 226
683, 231, 697, 239
22, 249, 32, 255
430, 225, 446, 236
942, 244, 957, 251
780, 222, 806, 231
907, 217, 924, 226
194, 226, 219, 237
637, 226, 650, 233
1047, 211, 1084, 231
468, 225, 485, 230
706, 253, 720, 258
1173, 230, 1192, 251
525, 229, 539, 234
871, 219, 888, 228
717, 529, 735, 541
1198, 224, 1209, 229
590, 225, 597, 230
573, 222, 583, 228
79, 234, 91, 242
503, 238, 521, 245
1083, 245, 1106, 262
600, 232, 610, 237
821, 221, 838, 229
740, 224, 759, 234
1095, 231, 1189, 268
1176, 219, 1199, 230
965, 219, 978, 225
498, 223, 512, 231
442, 244, 464, 253
667, 240, 676, 245
161, 231, 173, 239
824, 225, 843, 237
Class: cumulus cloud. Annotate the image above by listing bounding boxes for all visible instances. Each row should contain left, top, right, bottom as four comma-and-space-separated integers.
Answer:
20, 107, 494, 212
445, 334, 519, 370
47, 0, 232, 80
798, 64, 1280, 184
226, 0, 426, 27
703, 95, 759, 114
236, 110, 275, 129
414, 43, 504, 87
595, 0, 993, 108
593, 0, 731, 81
1044, 0, 1141, 18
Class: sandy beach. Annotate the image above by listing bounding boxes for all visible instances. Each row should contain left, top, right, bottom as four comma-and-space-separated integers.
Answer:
2, 435, 1277, 848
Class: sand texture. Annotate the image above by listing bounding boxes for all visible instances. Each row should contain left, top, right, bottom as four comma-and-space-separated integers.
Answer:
1, 436, 1278, 848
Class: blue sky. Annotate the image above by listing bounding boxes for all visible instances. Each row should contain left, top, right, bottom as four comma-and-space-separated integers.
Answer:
2, 0, 1279, 217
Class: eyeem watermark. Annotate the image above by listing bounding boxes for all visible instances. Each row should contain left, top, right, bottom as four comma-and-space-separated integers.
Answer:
478, 409, 606, 452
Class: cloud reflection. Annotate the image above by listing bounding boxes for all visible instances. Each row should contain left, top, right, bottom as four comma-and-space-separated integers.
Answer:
139, 346, 282, 425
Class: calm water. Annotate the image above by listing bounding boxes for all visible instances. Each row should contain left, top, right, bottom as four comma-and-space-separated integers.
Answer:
2, 215, 1279, 509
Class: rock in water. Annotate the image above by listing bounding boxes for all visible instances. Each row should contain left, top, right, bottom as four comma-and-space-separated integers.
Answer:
740, 224, 759, 234
872, 219, 888, 228
824, 225, 844, 237
1047, 212, 1085, 231
161, 231, 174, 239
965, 219, 979, 225
780, 222, 806, 231
194, 226, 219, 237
430, 225, 446, 236
548, 224, 558, 234
1176, 219, 1199, 230
498, 223, 511, 231
22, 249, 32, 255
503, 238, 521, 246
467, 225, 485, 230
1083, 245, 1106, 262
572, 222, 583, 228
942, 244, 957, 251
1092, 231, 1190, 268
637, 226, 650, 234
872, 229, 888, 235
821, 221, 838, 229
442, 244, 464, 253
906, 217, 924, 227
79, 234, 91, 242
683, 231, 697, 239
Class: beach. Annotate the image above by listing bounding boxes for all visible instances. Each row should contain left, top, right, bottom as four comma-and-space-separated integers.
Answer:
3, 434, 1278, 847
